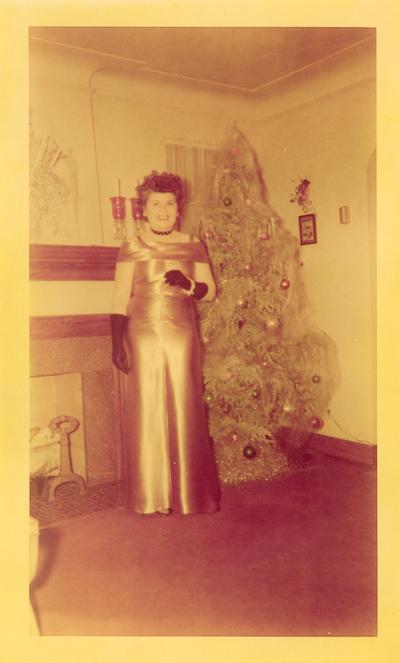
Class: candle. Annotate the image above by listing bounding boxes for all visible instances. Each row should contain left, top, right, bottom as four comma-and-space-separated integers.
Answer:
116, 177, 121, 198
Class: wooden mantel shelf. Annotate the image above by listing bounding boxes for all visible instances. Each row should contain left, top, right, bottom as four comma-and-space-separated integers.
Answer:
30, 244, 119, 281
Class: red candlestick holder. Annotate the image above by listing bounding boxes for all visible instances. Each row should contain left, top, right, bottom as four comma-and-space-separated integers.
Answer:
110, 196, 127, 239
130, 197, 143, 221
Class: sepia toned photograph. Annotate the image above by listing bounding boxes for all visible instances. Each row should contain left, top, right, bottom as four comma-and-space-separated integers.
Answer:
28, 25, 377, 639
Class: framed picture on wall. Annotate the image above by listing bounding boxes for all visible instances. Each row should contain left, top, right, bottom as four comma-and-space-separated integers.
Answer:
299, 213, 317, 245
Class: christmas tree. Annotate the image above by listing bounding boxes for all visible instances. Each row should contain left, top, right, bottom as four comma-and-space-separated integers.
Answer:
190, 127, 339, 484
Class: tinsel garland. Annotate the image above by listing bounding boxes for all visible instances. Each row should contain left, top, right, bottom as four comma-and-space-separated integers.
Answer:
193, 127, 339, 484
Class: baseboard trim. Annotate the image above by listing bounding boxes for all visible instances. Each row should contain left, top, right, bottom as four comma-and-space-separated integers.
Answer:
306, 432, 377, 467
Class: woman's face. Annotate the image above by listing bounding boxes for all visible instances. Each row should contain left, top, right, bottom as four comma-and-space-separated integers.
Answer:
144, 191, 178, 232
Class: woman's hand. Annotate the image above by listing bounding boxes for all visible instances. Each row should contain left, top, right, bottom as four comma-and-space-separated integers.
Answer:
112, 346, 130, 375
164, 269, 191, 289
164, 269, 208, 300
110, 314, 130, 374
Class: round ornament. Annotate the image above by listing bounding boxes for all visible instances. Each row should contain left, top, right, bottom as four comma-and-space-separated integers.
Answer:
232, 433, 238, 442
244, 264, 251, 272
283, 402, 294, 413
252, 389, 260, 399
280, 278, 290, 290
243, 445, 256, 459
223, 196, 232, 207
311, 416, 323, 429
312, 374, 321, 384
238, 319, 245, 330
245, 198, 252, 206
266, 317, 279, 331
259, 233, 269, 241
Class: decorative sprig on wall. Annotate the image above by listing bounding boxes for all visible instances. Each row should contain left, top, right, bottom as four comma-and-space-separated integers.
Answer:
289, 177, 313, 213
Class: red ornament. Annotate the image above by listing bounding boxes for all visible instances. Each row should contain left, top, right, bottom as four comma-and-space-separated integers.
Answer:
243, 445, 256, 459
311, 416, 323, 429
232, 433, 238, 442
312, 374, 321, 383
244, 264, 251, 272
280, 278, 290, 290
259, 233, 269, 240
238, 319, 245, 330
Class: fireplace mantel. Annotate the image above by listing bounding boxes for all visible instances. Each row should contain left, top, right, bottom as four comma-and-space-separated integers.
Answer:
30, 244, 119, 281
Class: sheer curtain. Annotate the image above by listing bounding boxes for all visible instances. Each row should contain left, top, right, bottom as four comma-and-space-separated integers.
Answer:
166, 143, 217, 233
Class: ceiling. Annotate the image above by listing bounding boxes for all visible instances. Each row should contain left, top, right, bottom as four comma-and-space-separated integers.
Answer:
29, 26, 376, 92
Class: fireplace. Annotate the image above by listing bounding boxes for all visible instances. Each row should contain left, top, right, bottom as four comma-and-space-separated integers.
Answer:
30, 318, 122, 486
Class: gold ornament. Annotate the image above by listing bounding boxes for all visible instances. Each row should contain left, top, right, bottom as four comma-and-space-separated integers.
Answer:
266, 317, 279, 331
283, 402, 294, 413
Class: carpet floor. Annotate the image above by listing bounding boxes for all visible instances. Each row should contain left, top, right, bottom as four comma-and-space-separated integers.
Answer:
31, 455, 376, 637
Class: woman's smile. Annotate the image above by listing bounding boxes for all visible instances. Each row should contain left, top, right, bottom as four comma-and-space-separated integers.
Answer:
144, 191, 178, 231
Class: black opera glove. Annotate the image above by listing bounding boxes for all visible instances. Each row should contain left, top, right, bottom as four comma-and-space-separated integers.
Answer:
110, 314, 130, 374
164, 269, 208, 300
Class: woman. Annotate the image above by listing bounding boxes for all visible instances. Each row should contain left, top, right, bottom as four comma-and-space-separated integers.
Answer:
110, 171, 220, 515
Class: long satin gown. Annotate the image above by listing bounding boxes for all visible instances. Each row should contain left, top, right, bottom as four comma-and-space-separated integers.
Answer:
117, 235, 220, 514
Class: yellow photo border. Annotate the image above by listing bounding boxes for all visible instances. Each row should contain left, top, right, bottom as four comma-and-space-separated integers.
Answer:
1, 1, 399, 662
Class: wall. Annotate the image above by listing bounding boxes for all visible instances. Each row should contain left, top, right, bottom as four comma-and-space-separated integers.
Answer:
252, 39, 376, 444
29, 38, 255, 316
29, 36, 376, 445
